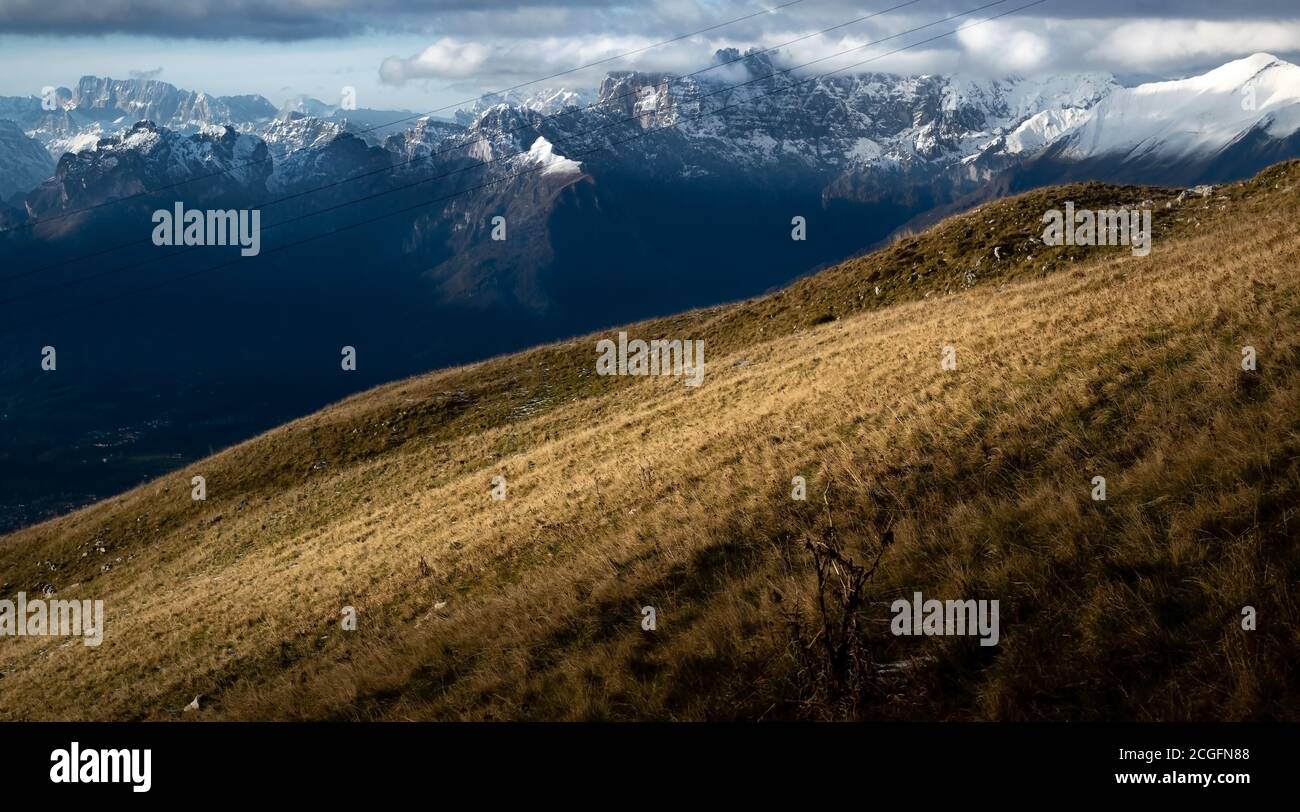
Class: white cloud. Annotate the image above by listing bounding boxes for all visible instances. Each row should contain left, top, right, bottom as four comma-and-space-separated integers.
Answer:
380, 34, 725, 85
377, 12, 1300, 93
1088, 19, 1300, 69
957, 20, 1049, 72
381, 37, 495, 82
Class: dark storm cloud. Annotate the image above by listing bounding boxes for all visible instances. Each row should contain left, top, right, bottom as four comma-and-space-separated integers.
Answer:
0, 0, 1296, 41
0, 0, 605, 40
0, 0, 350, 39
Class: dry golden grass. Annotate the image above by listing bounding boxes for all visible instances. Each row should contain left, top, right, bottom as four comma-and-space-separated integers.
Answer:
2, 163, 1298, 720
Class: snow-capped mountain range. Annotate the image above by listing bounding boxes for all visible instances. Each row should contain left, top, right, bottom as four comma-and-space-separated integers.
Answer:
6, 53, 1297, 211
1023, 53, 1300, 186
3, 52, 1300, 307
1065, 53, 1300, 162
0, 76, 418, 165
452, 87, 599, 126
22, 121, 271, 224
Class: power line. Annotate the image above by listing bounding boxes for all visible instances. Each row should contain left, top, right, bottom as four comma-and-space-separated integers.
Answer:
4, 0, 933, 280
1, 0, 1049, 335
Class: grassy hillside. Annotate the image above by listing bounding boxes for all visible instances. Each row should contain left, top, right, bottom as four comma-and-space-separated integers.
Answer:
3, 163, 1299, 720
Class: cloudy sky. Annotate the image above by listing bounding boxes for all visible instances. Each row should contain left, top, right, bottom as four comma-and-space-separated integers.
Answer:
0, 0, 1297, 113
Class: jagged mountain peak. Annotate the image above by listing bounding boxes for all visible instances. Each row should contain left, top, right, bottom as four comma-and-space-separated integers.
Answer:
710, 46, 778, 74
453, 87, 596, 126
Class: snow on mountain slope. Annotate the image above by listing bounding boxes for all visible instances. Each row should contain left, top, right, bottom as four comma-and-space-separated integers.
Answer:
49, 127, 106, 158
0, 94, 102, 160
260, 113, 351, 158
1058, 53, 1300, 162
23, 121, 271, 220
526, 136, 582, 176
383, 116, 465, 164
71, 76, 278, 135
274, 97, 422, 144
260, 113, 351, 190
0, 77, 279, 164
552, 49, 1119, 189
1000, 107, 1094, 155
453, 87, 596, 126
